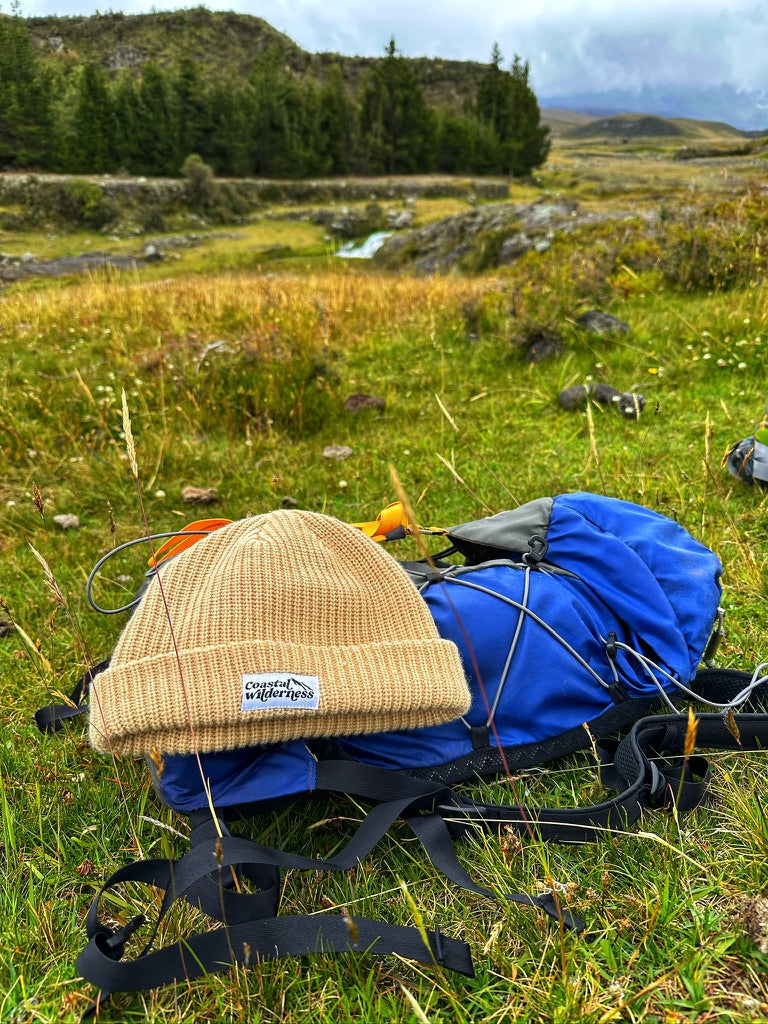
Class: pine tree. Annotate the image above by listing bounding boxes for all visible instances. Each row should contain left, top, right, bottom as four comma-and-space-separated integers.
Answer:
249, 47, 297, 176
505, 54, 551, 176
135, 63, 177, 175
204, 79, 252, 176
245, 49, 329, 178
295, 78, 332, 177
476, 45, 550, 177
359, 38, 434, 174
434, 110, 476, 173
172, 54, 208, 168
111, 72, 142, 172
476, 43, 505, 134
67, 62, 114, 173
0, 9, 54, 167
316, 64, 353, 175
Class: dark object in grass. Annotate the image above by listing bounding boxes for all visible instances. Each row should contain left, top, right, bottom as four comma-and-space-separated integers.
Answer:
725, 400, 768, 487
514, 327, 563, 363
344, 393, 386, 412
576, 310, 631, 336
559, 382, 645, 418
726, 435, 768, 487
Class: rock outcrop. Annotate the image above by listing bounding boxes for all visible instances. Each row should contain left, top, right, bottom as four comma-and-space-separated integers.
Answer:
374, 197, 649, 274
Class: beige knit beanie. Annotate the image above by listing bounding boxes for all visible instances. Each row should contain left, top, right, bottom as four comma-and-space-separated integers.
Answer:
89, 510, 469, 756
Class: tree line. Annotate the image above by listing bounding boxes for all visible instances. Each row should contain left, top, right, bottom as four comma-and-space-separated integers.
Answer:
0, 16, 550, 179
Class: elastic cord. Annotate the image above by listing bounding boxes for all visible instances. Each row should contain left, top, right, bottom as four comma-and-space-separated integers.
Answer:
86, 531, 214, 615
611, 643, 768, 712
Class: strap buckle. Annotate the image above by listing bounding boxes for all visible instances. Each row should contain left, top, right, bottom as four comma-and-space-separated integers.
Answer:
702, 606, 726, 667
646, 762, 668, 808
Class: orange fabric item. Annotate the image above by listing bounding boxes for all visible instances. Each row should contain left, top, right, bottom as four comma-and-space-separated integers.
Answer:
353, 502, 414, 541
148, 519, 232, 567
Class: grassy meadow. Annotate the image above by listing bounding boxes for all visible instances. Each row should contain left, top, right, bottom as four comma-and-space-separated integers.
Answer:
2, 126, 768, 1022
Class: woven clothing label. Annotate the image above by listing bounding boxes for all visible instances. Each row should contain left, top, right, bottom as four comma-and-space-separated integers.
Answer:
241, 672, 320, 711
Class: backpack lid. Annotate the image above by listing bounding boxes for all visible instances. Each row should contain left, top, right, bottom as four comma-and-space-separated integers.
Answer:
446, 496, 554, 562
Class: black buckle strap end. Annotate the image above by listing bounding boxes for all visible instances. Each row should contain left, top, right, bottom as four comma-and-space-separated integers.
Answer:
98, 914, 146, 960
536, 891, 586, 933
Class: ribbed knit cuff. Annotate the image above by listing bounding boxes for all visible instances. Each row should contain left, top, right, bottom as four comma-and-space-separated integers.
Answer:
89, 637, 469, 755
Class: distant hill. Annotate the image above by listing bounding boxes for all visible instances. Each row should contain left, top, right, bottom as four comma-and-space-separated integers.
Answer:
25, 9, 761, 137
537, 109, 598, 135
538, 111, 768, 153
28, 9, 300, 74
26, 8, 487, 110
567, 114, 685, 139
540, 85, 768, 134
552, 112, 752, 140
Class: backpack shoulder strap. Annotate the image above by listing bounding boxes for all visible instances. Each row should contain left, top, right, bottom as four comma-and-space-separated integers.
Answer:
76, 749, 595, 1009
312, 756, 584, 930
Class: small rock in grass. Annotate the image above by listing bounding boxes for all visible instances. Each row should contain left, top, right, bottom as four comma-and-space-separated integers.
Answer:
344, 393, 386, 412
323, 445, 354, 460
53, 513, 81, 530
559, 383, 645, 418
736, 896, 768, 953
576, 310, 631, 336
181, 485, 218, 504
513, 327, 563, 363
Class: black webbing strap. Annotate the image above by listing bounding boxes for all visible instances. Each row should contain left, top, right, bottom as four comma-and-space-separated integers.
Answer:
627, 710, 768, 760
313, 759, 584, 931
77, 909, 472, 1007
692, 667, 765, 708
76, 783, 476, 1010
435, 727, 670, 844
404, 810, 585, 931
75, 846, 473, 1011
597, 736, 710, 814
433, 681, 768, 847
35, 659, 110, 734
181, 815, 282, 924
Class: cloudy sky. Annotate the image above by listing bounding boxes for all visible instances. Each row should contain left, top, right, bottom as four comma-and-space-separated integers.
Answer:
18, 1, 768, 126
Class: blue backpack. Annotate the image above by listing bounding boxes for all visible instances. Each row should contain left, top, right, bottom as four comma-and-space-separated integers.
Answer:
37, 491, 768, 1012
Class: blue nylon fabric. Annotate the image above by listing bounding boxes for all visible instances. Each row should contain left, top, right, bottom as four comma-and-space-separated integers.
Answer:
156, 740, 317, 813
546, 493, 722, 680
338, 564, 623, 769
340, 494, 722, 772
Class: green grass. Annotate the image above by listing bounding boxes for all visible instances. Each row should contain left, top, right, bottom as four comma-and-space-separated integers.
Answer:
2, 143, 768, 1022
